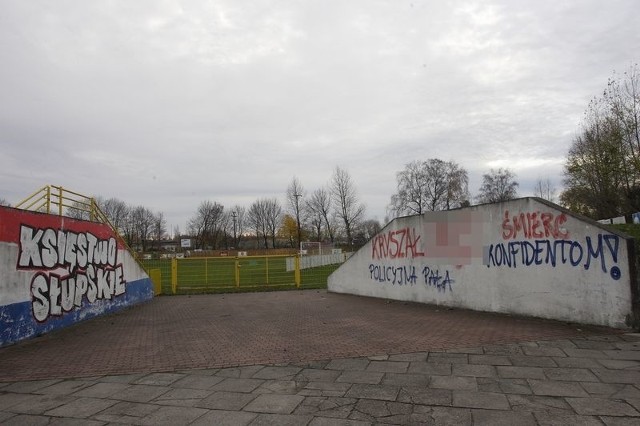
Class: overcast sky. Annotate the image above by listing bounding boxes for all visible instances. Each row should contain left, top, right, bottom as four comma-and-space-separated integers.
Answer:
1, 0, 638, 233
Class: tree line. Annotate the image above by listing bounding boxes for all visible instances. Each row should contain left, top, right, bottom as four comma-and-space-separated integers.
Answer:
561, 64, 640, 220
187, 166, 373, 250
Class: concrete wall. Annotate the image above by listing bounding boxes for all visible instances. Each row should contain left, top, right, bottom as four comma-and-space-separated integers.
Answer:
0, 206, 154, 347
328, 198, 639, 329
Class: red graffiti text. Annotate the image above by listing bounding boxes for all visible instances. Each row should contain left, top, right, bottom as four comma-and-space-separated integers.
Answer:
502, 210, 568, 240
371, 227, 425, 260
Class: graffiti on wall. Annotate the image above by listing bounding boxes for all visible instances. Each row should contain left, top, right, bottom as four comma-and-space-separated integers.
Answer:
502, 210, 569, 240
368, 263, 455, 292
371, 227, 425, 260
365, 207, 623, 294
487, 210, 621, 280
17, 224, 127, 322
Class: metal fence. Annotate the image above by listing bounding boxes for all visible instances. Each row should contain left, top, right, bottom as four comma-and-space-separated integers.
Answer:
142, 254, 346, 295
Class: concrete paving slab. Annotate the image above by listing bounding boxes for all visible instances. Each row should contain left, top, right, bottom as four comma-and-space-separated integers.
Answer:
6, 394, 73, 415
365, 361, 408, 374
472, 409, 536, 425
553, 356, 601, 369
543, 367, 599, 382
468, 354, 512, 366
303, 382, 352, 396
601, 417, 640, 426
114, 384, 171, 403
134, 372, 186, 386
170, 374, 225, 390
528, 379, 589, 397
596, 359, 640, 369
294, 396, 356, 419
243, 394, 305, 414
428, 353, 468, 364
397, 386, 452, 406
308, 417, 371, 426
35, 380, 93, 396
138, 405, 208, 425
344, 384, 399, 401
253, 380, 305, 395
92, 400, 160, 422
452, 391, 510, 410
152, 387, 214, 407
493, 378, 533, 395
1, 380, 62, 394
296, 369, 342, 383
252, 366, 302, 380
406, 361, 451, 375
592, 368, 640, 384
507, 394, 573, 415
43, 396, 116, 418
211, 378, 264, 393
325, 359, 370, 372
533, 411, 604, 426
71, 382, 130, 398
249, 413, 313, 425
1, 414, 51, 426
189, 409, 257, 426
0, 291, 638, 425
386, 352, 428, 362
496, 366, 546, 379
380, 372, 430, 387
335, 371, 383, 385
521, 346, 567, 357
565, 397, 640, 416
509, 355, 558, 367
452, 364, 497, 378
429, 375, 477, 391
196, 391, 257, 411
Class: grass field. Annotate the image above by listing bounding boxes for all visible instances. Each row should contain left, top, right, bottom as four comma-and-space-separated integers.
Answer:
141, 255, 341, 295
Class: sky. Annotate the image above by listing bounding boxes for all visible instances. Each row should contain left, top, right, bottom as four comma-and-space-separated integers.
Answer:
1, 0, 639, 234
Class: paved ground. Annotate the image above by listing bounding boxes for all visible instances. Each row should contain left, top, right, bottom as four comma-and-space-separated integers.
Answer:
0, 290, 639, 425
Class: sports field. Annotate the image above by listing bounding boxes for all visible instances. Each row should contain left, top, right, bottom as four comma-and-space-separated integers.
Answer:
141, 254, 342, 294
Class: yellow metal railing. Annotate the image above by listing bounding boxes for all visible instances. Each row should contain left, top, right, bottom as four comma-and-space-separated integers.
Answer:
14, 184, 142, 272
15, 185, 105, 222
141, 254, 344, 294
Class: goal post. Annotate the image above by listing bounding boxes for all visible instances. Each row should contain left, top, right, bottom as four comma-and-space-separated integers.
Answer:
300, 241, 322, 256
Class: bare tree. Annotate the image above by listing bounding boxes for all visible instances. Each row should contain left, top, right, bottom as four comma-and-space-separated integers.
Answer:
248, 199, 269, 248
187, 201, 225, 249
264, 198, 282, 249
152, 212, 167, 249
307, 187, 334, 242
476, 168, 519, 204
362, 219, 382, 240
305, 201, 324, 241
286, 177, 305, 249
444, 161, 470, 209
0, 198, 11, 207
389, 159, 469, 217
331, 166, 365, 248
130, 206, 156, 251
534, 178, 556, 202
65, 199, 92, 220
229, 205, 246, 248
389, 160, 426, 216
99, 197, 129, 232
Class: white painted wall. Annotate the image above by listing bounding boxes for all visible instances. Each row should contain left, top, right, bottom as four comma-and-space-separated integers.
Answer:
328, 198, 636, 328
